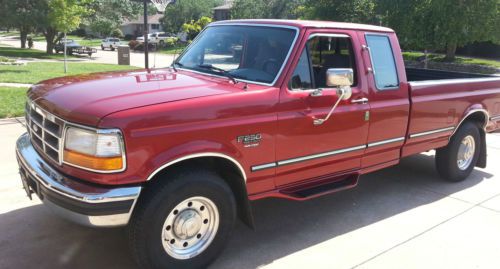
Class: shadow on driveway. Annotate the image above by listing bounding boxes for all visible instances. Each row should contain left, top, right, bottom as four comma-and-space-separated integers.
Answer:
0, 153, 493, 269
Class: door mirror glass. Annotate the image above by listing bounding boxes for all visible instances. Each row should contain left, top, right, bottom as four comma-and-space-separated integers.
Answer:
326, 68, 354, 87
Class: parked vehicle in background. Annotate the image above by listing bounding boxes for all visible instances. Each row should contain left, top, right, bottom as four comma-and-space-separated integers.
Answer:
137, 32, 176, 46
54, 39, 97, 56
16, 20, 500, 269
101, 37, 121, 51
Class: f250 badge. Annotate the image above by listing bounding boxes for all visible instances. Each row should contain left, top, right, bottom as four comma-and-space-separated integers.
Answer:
237, 133, 262, 148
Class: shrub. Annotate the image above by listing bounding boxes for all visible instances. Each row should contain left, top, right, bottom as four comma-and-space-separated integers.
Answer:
165, 37, 178, 48
111, 29, 124, 38
124, 34, 134, 41
182, 16, 212, 41
128, 40, 139, 49
70, 28, 86, 37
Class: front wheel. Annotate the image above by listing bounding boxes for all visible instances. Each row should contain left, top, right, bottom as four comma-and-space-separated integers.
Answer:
128, 170, 236, 269
436, 122, 481, 182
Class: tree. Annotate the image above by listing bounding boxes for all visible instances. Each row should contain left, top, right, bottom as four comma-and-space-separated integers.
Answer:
303, 0, 376, 23
38, 0, 92, 54
0, 0, 46, 48
160, 0, 221, 34
379, 0, 499, 61
85, 0, 142, 37
231, 0, 305, 19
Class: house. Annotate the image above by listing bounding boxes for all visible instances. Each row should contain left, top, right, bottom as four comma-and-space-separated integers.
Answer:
213, 0, 234, 21
120, 14, 165, 38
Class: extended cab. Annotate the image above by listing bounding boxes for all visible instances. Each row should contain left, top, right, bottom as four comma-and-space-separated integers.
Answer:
16, 20, 500, 268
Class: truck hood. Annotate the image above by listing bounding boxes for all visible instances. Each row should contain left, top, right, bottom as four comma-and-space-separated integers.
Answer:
29, 69, 237, 126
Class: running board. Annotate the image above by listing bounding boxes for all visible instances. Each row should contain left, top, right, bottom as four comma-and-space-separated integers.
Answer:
277, 174, 359, 201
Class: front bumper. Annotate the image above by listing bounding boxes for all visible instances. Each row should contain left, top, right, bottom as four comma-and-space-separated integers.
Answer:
16, 133, 141, 227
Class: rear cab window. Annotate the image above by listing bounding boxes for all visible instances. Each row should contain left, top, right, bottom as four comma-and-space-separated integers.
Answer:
365, 34, 399, 90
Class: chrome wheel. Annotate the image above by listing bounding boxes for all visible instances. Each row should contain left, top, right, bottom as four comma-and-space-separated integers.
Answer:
161, 196, 219, 260
457, 135, 475, 170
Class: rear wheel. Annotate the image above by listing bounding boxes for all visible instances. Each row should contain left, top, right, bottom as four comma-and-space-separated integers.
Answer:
101, 45, 105, 50
436, 122, 481, 182
128, 169, 236, 269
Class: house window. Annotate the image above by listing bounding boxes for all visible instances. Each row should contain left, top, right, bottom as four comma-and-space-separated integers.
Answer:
151, 24, 160, 30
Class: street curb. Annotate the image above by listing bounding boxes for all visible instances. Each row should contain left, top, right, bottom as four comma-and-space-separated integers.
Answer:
0, 117, 25, 125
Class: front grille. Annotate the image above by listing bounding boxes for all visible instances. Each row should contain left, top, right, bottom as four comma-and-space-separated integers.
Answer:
25, 101, 65, 164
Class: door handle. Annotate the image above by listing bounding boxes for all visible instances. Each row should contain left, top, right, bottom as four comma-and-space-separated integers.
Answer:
351, 98, 369, 104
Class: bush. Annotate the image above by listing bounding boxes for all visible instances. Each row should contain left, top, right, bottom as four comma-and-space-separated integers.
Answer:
111, 29, 124, 38
128, 40, 155, 51
165, 37, 178, 48
128, 40, 139, 49
70, 28, 86, 37
124, 34, 134, 41
182, 16, 212, 41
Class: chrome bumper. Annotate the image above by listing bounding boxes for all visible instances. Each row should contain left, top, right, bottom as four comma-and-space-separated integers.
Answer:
16, 133, 141, 227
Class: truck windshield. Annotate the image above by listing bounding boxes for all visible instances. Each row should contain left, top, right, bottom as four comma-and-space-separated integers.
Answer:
175, 25, 297, 85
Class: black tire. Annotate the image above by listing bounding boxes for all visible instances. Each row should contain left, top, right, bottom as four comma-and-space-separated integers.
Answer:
128, 169, 236, 269
110, 45, 115, 51
436, 122, 481, 182
101, 45, 105, 50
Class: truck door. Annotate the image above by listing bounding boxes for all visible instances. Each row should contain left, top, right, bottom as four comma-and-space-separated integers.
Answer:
274, 31, 370, 186
360, 33, 410, 170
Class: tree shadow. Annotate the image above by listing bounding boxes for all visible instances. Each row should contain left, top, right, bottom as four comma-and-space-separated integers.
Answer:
0, 153, 493, 269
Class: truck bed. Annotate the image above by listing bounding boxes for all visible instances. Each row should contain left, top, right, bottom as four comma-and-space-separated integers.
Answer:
403, 68, 500, 157
406, 67, 497, 82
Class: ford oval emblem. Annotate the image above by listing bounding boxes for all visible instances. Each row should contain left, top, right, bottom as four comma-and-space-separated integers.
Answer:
32, 124, 39, 132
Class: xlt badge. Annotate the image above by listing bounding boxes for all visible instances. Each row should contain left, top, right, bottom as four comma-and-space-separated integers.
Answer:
237, 133, 262, 148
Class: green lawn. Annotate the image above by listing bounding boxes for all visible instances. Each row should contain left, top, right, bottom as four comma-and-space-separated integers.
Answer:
0, 31, 19, 37
0, 45, 69, 60
0, 62, 138, 84
32, 35, 102, 47
403, 51, 500, 68
0, 87, 28, 118
158, 43, 188, 55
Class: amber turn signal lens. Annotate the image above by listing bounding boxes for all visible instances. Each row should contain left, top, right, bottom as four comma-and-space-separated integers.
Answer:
64, 149, 123, 171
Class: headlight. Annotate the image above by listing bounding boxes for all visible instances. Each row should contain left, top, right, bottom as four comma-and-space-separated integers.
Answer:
63, 127, 125, 172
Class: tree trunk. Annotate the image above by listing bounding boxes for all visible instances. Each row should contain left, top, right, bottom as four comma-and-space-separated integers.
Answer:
444, 42, 457, 62
44, 28, 57, 54
20, 30, 28, 49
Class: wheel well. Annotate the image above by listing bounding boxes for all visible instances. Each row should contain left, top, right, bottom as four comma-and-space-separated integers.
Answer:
146, 157, 255, 228
454, 111, 488, 168
463, 111, 488, 128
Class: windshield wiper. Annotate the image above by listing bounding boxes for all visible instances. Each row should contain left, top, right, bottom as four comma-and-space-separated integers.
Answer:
197, 63, 238, 84
171, 61, 183, 72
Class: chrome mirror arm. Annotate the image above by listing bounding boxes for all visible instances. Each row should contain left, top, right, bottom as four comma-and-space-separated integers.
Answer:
313, 86, 349, 125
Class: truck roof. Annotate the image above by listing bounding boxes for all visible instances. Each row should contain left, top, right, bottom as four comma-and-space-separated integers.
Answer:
211, 19, 394, 33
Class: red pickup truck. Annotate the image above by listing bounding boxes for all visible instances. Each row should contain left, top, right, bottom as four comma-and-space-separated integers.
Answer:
16, 20, 500, 268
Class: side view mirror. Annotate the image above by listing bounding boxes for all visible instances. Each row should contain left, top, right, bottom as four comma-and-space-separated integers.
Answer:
326, 68, 353, 100
326, 68, 354, 87
312, 68, 354, 126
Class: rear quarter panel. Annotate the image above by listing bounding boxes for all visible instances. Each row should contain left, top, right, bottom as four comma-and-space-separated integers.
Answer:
403, 77, 500, 157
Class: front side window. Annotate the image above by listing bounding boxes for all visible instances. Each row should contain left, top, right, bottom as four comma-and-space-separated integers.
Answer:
289, 35, 357, 90
176, 25, 297, 84
365, 35, 399, 90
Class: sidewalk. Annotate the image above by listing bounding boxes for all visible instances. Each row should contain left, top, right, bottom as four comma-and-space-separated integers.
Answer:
0, 118, 499, 268
0, 83, 32, 88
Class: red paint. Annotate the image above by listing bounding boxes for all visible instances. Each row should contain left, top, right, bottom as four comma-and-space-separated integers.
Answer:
27, 20, 500, 199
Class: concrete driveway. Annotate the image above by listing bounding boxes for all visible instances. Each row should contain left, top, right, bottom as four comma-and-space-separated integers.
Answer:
0, 35, 175, 68
1, 119, 500, 269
